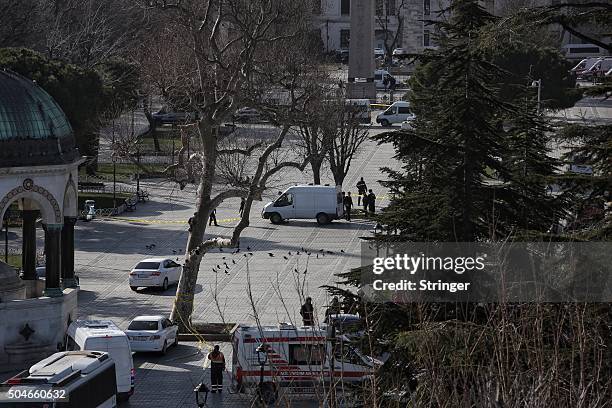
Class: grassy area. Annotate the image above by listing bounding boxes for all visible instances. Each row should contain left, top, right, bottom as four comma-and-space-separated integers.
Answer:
138, 137, 178, 152
80, 163, 168, 181
78, 192, 131, 209
2, 254, 22, 269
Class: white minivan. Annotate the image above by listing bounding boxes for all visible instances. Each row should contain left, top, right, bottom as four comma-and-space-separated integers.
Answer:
262, 185, 343, 225
376, 101, 415, 126
374, 69, 394, 89
66, 320, 135, 401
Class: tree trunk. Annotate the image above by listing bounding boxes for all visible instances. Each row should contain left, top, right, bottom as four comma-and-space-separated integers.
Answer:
143, 109, 161, 152
170, 122, 217, 331
311, 159, 323, 185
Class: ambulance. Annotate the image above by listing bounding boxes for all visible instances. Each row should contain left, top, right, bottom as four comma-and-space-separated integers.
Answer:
230, 315, 383, 401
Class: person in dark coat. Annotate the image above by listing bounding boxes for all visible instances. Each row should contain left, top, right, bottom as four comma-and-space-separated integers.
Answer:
207, 345, 226, 393
356, 177, 367, 205
209, 208, 218, 226
300, 297, 314, 326
344, 192, 354, 221
367, 189, 376, 214
362, 192, 369, 214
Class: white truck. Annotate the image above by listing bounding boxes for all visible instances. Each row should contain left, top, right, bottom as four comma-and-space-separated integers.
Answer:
262, 185, 343, 225
230, 316, 382, 403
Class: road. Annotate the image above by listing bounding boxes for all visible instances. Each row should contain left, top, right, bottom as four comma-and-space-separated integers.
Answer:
71, 126, 396, 407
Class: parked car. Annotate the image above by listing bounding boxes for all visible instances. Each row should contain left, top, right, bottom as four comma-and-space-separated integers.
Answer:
129, 257, 182, 291
125, 315, 179, 354
374, 69, 395, 89
262, 185, 343, 225
233, 107, 261, 123
374, 47, 385, 58
152, 109, 198, 124
33, 266, 80, 284
392, 47, 409, 57
376, 101, 414, 126
66, 320, 135, 400
335, 48, 349, 63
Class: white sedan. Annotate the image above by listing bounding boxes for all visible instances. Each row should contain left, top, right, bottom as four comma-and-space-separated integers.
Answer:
129, 258, 182, 291
125, 316, 179, 354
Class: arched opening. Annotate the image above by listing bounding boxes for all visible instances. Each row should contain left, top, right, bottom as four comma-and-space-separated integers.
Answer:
0, 187, 67, 297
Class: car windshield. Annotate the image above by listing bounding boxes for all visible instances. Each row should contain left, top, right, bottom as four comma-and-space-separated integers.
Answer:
128, 320, 159, 331
134, 262, 160, 270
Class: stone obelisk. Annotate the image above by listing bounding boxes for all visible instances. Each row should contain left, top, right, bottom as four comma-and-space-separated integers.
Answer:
347, 0, 376, 100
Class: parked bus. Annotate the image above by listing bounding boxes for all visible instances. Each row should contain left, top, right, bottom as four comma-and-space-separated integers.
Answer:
2, 351, 117, 407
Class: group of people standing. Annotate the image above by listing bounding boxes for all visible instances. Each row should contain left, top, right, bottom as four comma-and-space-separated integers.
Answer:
342, 177, 376, 221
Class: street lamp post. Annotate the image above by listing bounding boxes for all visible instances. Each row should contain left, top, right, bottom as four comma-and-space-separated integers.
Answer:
112, 154, 117, 209
256, 344, 268, 404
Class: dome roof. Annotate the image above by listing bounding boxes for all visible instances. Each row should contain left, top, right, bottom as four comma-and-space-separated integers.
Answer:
0, 69, 79, 167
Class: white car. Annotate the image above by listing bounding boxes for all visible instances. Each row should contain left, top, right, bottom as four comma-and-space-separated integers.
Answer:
401, 119, 415, 130
392, 47, 408, 57
374, 48, 385, 58
125, 316, 179, 354
129, 258, 182, 291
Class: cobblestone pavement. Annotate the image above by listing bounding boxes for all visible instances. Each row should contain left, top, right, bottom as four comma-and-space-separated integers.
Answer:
72, 130, 396, 407
126, 342, 318, 408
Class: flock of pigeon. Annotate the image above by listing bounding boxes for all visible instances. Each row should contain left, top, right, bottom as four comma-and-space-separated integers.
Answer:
145, 242, 346, 276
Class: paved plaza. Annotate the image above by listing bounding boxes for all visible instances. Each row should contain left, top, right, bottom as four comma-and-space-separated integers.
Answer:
70, 129, 396, 407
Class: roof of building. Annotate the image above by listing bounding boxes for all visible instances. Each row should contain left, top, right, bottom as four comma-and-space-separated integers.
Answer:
0, 69, 79, 167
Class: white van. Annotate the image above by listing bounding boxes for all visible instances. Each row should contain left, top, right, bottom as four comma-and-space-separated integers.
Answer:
374, 69, 394, 89
262, 185, 343, 225
376, 101, 415, 126
4, 351, 118, 408
66, 320, 134, 400
345, 99, 371, 124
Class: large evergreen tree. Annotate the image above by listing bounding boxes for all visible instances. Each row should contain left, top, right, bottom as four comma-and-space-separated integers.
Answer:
377, 0, 566, 241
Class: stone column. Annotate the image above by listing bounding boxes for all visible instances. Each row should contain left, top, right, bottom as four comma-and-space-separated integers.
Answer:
21, 210, 38, 280
43, 223, 62, 297
347, 0, 376, 99
61, 217, 77, 288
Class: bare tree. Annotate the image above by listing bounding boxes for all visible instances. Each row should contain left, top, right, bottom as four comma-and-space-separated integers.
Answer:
134, 0, 319, 330
376, 0, 407, 64
326, 98, 370, 187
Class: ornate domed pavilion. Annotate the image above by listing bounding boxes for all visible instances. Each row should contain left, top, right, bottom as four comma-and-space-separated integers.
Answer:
0, 69, 81, 371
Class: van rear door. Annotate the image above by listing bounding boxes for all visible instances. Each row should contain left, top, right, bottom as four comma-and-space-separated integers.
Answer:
86, 337, 134, 395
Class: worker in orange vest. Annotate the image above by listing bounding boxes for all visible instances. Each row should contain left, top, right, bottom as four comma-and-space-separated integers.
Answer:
207, 345, 226, 393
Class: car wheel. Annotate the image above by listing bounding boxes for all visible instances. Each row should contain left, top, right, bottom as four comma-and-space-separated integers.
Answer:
161, 340, 168, 355
162, 278, 169, 291
270, 213, 283, 224
381, 119, 390, 127
316, 213, 330, 225
130, 286, 138, 291
173, 335, 179, 347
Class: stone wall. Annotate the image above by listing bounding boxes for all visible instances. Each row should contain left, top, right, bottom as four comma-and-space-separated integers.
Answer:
0, 288, 77, 372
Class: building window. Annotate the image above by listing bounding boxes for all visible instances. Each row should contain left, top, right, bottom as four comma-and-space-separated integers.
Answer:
424, 0, 430, 16
376, 0, 384, 16
423, 29, 430, 47
341, 0, 350, 15
313, 0, 321, 14
340, 29, 350, 49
